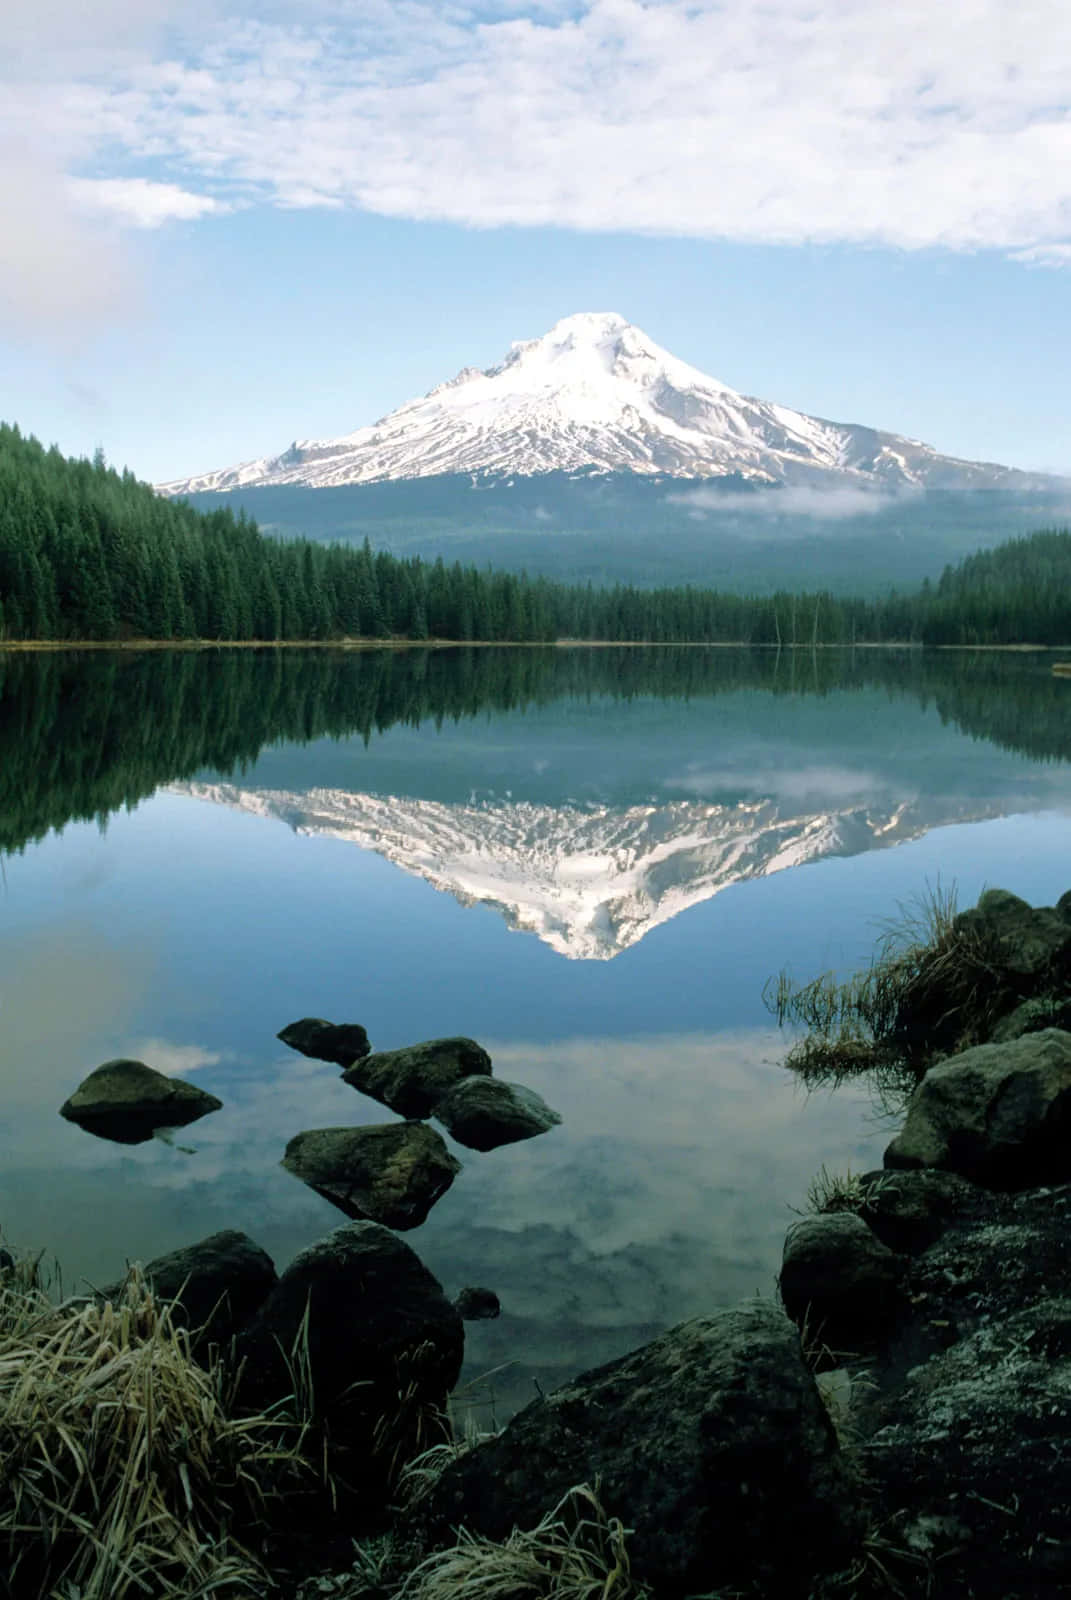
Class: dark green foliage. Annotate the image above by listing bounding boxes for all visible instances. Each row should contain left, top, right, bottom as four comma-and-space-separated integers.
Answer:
2, 423, 1071, 645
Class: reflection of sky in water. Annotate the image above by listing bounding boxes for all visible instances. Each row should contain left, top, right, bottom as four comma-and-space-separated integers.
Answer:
3, 764, 1071, 1410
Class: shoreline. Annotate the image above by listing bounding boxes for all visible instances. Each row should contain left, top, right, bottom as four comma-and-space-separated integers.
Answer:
2, 636, 1071, 655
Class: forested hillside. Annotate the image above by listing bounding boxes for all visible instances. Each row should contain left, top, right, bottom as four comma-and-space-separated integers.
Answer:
1, 423, 1069, 644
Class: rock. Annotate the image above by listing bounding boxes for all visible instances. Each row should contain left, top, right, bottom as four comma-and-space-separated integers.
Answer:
454, 1285, 501, 1321
59, 1059, 222, 1145
282, 1123, 461, 1230
98, 1230, 277, 1346
235, 1222, 463, 1469
992, 994, 1071, 1043
885, 1028, 1071, 1189
341, 1037, 491, 1118
780, 1213, 903, 1347
419, 1300, 860, 1597
954, 888, 1071, 983
862, 1297, 1071, 1597
277, 1018, 371, 1067
432, 1077, 562, 1151
856, 1168, 978, 1254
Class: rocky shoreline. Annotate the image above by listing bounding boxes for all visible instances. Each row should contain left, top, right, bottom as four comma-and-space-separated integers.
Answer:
8, 887, 1071, 1597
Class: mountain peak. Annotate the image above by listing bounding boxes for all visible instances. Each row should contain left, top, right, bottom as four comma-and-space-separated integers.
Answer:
158, 315, 1056, 497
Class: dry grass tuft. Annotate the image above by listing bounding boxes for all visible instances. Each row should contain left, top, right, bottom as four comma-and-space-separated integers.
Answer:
0, 1258, 314, 1599
766, 880, 1012, 1101
400, 1483, 649, 1600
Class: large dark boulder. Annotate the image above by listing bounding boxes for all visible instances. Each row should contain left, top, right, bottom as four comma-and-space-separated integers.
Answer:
885, 1029, 1071, 1188
98, 1230, 277, 1346
277, 1018, 371, 1067
282, 1123, 461, 1229
59, 1059, 222, 1145
420, 1299, 860, 1596
341, 1037, 491, 1118
236, 1223, 463, 1469
780, 1213, 903, 1347
432, 1077, 561, 1151
953, 889, 1071, 984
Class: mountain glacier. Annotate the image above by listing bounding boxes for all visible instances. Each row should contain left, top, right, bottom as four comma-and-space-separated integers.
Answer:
158, 312, 1054, 497
177, 781, 1004, 960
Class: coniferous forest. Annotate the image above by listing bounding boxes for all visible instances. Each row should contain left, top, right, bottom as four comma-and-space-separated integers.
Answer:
2, 421, 1070, 646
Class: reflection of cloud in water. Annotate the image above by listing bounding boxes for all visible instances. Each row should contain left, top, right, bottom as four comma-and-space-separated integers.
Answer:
126, 1038, 227, 1077
667, 763, 892, 806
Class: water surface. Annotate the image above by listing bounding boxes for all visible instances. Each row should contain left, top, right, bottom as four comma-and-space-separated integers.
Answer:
3, 646, 1070, 1414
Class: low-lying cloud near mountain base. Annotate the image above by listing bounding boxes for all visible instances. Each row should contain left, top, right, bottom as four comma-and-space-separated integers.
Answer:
670, 483, 923, 525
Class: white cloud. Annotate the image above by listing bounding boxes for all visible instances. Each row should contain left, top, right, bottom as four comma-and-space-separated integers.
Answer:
70, 177, 228, 228
7, 0, 1071, 303
26, 0, 1071, 258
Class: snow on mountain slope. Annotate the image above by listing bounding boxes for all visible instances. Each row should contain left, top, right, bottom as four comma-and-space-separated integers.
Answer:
158, 312, 1052, 496
175, 781, 1000, 960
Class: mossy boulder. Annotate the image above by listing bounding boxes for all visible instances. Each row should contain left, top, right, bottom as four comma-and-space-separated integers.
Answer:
277, 1018, 371, 1067
235, 1222, 463, 1475
342, 1036, 491, 1118
432, 1077, 562, 1151
59, 1059, 222, 1145
419, 1299, 860, 1597
282, 1122, 461, 1229
780, 1213, 903, 1348
885, 1028, 1071, 1188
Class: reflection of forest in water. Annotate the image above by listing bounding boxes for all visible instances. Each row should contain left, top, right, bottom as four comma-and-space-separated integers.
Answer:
3, 644, 1070, 856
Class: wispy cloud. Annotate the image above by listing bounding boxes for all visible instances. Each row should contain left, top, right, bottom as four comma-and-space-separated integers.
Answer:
20, 0, 1071, 260
670, 483, 922, 522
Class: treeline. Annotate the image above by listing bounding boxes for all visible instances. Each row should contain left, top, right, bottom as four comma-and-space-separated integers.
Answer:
2, 422, 1071, 644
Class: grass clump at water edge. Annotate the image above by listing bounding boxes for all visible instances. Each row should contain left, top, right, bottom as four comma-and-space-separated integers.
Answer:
764, 881, 1011, 1102
0, 1251, 315, 1599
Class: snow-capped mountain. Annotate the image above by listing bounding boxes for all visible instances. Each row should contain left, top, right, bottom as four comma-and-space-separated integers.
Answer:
158, 312, 1054, 496
176, 781, 1003, 960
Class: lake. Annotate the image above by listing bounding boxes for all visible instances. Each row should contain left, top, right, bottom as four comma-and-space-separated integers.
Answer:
3, 644, 1071, 1419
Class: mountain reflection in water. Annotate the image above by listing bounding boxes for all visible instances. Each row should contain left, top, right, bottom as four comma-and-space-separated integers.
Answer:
4, 644, 1071, 1412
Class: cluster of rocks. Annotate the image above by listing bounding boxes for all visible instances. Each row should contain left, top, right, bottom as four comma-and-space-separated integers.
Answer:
57, 1019, 561, 1244
277, 1020, 561, 1230
55, 888, 1071, 1597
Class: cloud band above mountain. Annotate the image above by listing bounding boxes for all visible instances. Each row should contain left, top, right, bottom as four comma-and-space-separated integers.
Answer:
7, 0, 1071, 262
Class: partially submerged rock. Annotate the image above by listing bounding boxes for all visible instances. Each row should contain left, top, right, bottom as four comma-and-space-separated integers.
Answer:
282, 1123, 461, 1229
236, 1221, 463, 1468
454, 1285, 501, 1321
885, 1028, 1071, 1188
97, 1229, 277, 1346
780, 1212, 903, 1348
341, 1036, 491, 1118
277, 1018, 371, 1067
59, 1059, 222, 1145
432, 1076, 562, 1151
419, 1299, 859, 1596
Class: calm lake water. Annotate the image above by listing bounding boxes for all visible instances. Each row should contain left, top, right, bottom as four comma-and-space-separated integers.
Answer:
3, 645, 1071, 1416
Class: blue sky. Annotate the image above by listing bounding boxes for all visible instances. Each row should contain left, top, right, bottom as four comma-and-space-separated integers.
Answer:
3, 0, 1071, 484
